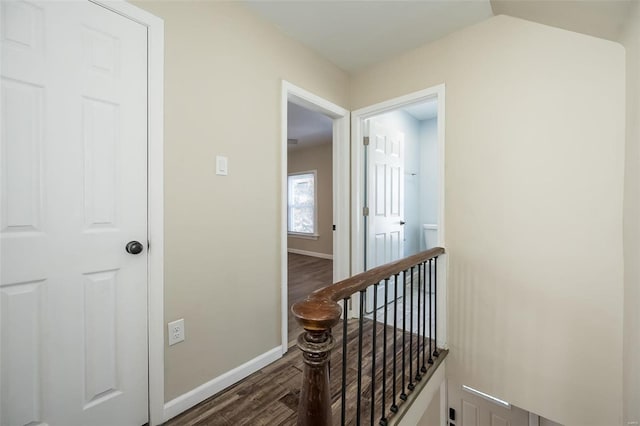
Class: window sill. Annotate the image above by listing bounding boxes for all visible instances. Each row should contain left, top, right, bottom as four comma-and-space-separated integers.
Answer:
288, 232, 319, 240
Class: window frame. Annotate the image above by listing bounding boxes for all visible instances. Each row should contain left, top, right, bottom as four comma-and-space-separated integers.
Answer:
287, 170, 319, 239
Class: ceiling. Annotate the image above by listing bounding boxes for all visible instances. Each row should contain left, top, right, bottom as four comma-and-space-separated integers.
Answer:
280, 0, 632, 145
287, 102, 333, 151
245, 0, 493, 72
244, 0, 634, 73
491, 0, 634, 41
402, 99, 438, 121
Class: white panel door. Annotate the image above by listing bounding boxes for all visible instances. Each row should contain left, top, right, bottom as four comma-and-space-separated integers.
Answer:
1, 1, 148, 425
365, 118, 404, 312
449, 381, 530, 426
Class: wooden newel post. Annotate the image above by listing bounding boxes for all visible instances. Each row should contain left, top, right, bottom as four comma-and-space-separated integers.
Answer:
292, 298, 342, 426
297, 329, 334, 425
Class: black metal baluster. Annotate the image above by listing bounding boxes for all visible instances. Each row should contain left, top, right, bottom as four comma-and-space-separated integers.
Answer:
342, 297, 348, 426
421, 262, 427, 374
415, 263, 422, 382
391, 274, 399, 413
428, 259, 434, 365
433, 256, 440, 358
371, 283, 378, 426
357, 290, 365, 425
400, 270, 408, 401
380, 279, 389, 426
408, 267, 415, 392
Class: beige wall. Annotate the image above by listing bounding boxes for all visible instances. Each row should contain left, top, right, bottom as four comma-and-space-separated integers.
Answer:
540, 416, 564, 426
132, 1, 349, 402
417, 390, 440, 426
351, 15, 625, 426
622, 3, 640, 424
287, 143, 333, 256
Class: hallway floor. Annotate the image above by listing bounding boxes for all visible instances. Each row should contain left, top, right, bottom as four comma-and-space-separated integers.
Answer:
287, 252, 333, 344
163, 318, 447, 426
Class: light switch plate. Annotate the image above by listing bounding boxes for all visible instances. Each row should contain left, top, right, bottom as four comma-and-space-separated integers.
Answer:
216, 155, 228, 176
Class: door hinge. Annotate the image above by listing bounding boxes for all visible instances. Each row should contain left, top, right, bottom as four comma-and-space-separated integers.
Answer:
363, 207, 369, 217
332, 224, 336, 231
363, 136, 370, 146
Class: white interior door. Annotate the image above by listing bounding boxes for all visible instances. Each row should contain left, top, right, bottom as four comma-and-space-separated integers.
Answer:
1, 1, 148, 425
365, 117, 404, 312
448, 381, 529, 426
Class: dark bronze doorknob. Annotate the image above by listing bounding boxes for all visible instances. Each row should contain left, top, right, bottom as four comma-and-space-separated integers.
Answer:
400, 221, 406, 225
126, 241, 144, 255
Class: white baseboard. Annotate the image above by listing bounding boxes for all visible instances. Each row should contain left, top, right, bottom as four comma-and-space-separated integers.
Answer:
163, 346, 282, 422
287, 248, 333, 260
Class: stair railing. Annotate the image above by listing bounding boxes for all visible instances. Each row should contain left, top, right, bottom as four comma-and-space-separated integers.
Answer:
292, 247, 446, 426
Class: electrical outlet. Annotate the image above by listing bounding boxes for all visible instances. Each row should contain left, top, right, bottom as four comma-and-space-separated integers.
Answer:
168, 319, 185, 346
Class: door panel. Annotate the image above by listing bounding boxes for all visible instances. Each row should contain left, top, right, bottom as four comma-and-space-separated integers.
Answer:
83, 98, 119, 229
375, 163, 386, 215
1, 1, 148, 425
492, 414, 510, 426
1, 79, 43, 233
83, 269, 119, 407
0, 281, 45, 426
390, 165, 401, 215
449, 380, 529, 426
366, 118, 405, 312
462, 400, 479, 426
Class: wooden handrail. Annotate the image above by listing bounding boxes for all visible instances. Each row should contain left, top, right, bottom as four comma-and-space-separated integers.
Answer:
292, 247, 445, 426
292, 247, 444, 331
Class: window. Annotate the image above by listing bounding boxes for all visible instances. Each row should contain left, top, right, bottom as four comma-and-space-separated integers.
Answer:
288, 171, 317, 237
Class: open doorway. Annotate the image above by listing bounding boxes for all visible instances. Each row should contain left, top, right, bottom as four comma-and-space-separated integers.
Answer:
351, 85, 445, 321
366, 98, 440, 264
281, 81, 350, 351
364, 99, 440, 314
286, 102, 334, 344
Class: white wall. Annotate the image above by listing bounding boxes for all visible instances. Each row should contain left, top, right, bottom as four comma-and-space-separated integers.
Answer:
419, 117, 439, 250
622, 2, 640, 424
352, 15, 625, 425
133, 1, 350, 403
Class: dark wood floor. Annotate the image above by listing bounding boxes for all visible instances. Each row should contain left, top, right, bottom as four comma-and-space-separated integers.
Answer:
163, 254, 446, 426
287, 253, 333, 343
163, 317, 447, 426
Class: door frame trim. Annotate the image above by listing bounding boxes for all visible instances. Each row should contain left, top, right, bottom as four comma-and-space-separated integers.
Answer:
281, 81, 350, 351
90, 1, 165, 425
351, 84, 446, 315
